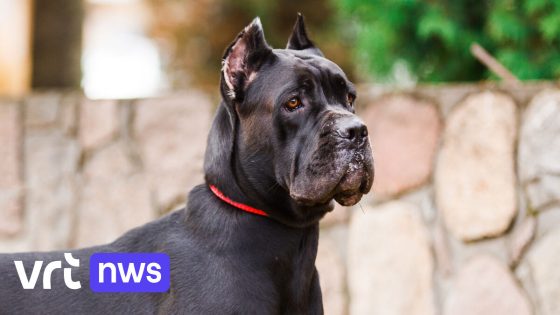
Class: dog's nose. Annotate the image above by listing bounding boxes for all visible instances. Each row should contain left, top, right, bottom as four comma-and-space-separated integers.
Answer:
335, 116, 368, 143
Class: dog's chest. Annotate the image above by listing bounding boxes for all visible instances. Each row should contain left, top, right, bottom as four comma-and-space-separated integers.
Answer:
264, 230, 320, 310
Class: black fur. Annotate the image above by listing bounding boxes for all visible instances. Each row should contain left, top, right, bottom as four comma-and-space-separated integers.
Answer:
0, 15, 373, 314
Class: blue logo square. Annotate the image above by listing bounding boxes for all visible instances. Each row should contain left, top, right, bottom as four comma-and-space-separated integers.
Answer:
89, 253, 170, 293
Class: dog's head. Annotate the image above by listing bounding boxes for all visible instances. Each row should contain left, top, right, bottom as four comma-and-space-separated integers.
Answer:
205, 15, 374, 226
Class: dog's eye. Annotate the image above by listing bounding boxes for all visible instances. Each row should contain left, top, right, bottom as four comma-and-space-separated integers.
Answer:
286, 97, 303, 111
347, 94, 355, 107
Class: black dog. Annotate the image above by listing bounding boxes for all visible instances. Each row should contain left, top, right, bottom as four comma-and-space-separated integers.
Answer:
0, 15, 373, 314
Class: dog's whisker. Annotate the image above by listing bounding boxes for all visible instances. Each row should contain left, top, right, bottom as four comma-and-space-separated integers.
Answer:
359, 202, 365, 214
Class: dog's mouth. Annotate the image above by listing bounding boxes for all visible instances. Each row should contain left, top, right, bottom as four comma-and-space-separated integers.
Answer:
290, 149, 374, 208
332, 153, 373, 206
333, 162, 371, 206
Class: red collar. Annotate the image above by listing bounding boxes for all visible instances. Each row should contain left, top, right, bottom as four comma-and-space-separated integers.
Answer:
209, 184, 268, 217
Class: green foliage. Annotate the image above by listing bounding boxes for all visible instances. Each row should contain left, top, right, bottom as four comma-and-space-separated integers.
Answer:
334, 0, 560, 82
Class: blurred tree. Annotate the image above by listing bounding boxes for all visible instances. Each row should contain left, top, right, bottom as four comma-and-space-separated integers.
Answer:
334, 0, 560, 82
148, 0, 354, 93
32, 0, 83, 88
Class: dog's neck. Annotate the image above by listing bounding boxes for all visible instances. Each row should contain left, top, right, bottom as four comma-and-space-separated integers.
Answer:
204, 104, 264, 207
186, 184, 320, 308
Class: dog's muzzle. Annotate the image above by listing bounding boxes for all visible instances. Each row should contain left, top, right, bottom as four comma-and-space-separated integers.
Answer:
290, 113, 374, 208
332, 116, 372, 205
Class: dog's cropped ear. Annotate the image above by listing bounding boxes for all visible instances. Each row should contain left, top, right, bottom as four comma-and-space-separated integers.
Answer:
286, 13, 323, 57
221, 17, 273, 102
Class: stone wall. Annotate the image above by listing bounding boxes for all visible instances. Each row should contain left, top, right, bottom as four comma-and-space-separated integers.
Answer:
0, 91, 212, 250
1, 83, 559, 315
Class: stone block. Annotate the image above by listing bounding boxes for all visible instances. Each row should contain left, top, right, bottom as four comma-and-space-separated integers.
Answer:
133, 92, 212, 211
444, 255, 531, 315
362, 95, 441, 197
76, 143, 155, 247
0, 102, 22, 235
435, 91, 517, 241
79, 98, 119, 150
519, 89, 560, 211
348, 201, 435, 315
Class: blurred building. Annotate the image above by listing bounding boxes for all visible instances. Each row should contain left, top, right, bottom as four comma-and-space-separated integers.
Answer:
83, 0, 165, 99
0, 0, 165, 99
0, 0, 348, 98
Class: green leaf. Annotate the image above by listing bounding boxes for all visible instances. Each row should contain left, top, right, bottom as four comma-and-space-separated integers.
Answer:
538, 11, 560, 42
524, 0, 549, 14
417, 7, 458, 47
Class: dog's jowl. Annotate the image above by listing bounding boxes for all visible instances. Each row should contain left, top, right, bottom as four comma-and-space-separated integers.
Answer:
0, 14, 373, 315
